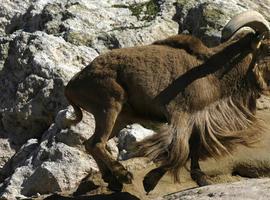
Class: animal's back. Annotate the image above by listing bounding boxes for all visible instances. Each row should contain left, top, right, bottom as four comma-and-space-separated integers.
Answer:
76, 44, 205, 118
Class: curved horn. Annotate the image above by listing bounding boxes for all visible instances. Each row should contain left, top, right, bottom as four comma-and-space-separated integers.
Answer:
221, 10, 270, 42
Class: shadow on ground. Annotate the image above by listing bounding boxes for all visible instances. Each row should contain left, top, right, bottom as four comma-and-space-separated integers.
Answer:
43, 192, 140, 200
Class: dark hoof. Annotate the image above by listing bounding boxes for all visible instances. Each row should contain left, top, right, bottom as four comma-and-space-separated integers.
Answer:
107, 177, 123, 192
143, 168, 166, 194
143, 176, 155, 194
197, 175, 212, 187
191, 169, 212, 187
116, 171, 133, 184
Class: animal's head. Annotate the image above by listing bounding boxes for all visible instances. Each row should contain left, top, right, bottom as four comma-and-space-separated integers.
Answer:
221, 10, 270, 95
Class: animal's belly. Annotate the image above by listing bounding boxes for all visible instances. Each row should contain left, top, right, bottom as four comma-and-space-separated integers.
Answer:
124, 92, 167, 121
119, 70, 173, 120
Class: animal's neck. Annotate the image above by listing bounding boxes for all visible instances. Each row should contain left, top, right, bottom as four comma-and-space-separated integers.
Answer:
211, 33, 259, 99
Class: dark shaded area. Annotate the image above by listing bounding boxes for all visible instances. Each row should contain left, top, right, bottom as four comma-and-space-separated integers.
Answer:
73, 180, 99, 196
43, 192, 140, 200
97, 34, 121, 51
154, 33, 254, 105
173, 2, 224, 47
21, 167, 62, 196
232, 163, 270, 178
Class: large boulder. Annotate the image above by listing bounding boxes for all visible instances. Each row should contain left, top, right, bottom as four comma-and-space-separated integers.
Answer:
0, 31, 98, 145
1, 0, 179, 52
0, 108, 98, 199
175, 0, 270, 46
163, 178, 270, 200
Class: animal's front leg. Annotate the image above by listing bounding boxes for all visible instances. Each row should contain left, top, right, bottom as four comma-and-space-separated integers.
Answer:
190, 166, 211, 186
189, 133, 212, 186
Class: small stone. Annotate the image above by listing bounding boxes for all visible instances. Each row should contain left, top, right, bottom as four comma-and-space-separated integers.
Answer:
117, 123, 156, 160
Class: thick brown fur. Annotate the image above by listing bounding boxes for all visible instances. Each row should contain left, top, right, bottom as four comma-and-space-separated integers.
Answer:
153, 34, 213, 60
65, 32, 270, 191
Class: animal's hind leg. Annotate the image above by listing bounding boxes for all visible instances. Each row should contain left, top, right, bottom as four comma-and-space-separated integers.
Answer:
66, 74, 130, 190
84, 99, 133, 185
189, 132, 212, 186
91, 152, 123, 191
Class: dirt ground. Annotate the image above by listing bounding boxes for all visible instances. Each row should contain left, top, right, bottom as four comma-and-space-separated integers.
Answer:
41, 110, 270, 200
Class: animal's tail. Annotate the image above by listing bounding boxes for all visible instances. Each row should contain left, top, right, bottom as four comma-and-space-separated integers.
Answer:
64, 85, 83, 126
133, 114, 192, 182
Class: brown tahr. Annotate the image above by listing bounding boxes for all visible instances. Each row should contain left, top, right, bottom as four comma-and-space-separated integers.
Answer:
65, 10, 270, 193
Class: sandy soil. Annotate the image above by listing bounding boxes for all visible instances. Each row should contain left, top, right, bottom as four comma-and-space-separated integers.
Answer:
40, 110, 270, 200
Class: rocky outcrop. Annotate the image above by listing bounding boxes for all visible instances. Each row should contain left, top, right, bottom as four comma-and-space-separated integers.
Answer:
0, 0, 270, 199
175, 0, 270, 46
0, 109, 98, 199
0, 0, 179, 52
0, 31, 98, 145
163, 178, 270, 200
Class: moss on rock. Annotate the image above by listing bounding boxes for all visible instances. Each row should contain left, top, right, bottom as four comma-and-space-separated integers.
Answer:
113, 0, 161, 22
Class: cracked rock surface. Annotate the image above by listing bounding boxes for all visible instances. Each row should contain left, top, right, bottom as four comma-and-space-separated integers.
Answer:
163, 178, 270, 200
0, 31, 98, 145
0, 0, 270, 199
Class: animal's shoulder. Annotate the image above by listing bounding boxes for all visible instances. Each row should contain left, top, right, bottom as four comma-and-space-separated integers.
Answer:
153, 34, 212, 60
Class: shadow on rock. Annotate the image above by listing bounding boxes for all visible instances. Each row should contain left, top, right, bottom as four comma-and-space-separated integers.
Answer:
44, 193, 140, 200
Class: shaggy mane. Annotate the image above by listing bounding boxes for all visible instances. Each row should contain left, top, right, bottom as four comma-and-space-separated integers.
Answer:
134, 97, 265, 181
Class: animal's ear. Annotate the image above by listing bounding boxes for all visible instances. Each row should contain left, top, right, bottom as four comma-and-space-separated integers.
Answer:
251, 33, 265, 50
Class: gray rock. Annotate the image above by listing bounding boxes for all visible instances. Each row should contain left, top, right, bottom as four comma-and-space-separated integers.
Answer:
0, 138, 15, 181
0, 0, 32, 35
0, 138, 14, 166
1, 0, 179, 52
257, 95, 270, 110
118, 123, 155, 160
0, 110, 98, 199
54, 107, 95, 147
21, 166, 61, 196
175, 0, 270, 46
0, 139, 39, 199
163, 178, 270, 200
0, 31, 98, 145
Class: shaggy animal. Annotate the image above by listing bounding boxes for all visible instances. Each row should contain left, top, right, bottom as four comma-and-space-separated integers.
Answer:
65, 11, 270, 193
